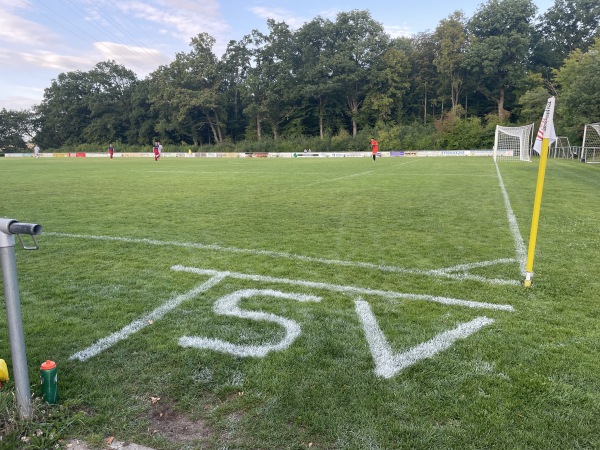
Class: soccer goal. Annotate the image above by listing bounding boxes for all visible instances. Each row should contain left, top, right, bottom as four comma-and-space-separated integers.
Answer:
549, 136, 572, 159
581, 123, 600, 163
493, 124, 535, 162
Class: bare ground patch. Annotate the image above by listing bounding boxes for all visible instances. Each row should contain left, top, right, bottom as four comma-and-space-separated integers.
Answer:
148, 399, 212, 443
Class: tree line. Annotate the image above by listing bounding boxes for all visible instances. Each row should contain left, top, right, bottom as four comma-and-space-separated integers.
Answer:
1, 0, 599, 153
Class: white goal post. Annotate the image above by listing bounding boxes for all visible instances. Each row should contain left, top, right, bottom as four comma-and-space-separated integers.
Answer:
581, 123, 600, 163
493, 124, 535, 162
549, 136, 572, 159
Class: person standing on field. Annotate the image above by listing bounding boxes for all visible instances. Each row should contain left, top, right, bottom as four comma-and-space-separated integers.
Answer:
157, 142, 163, 160
153, 142, 159, 161
34, 144, 40, 158
370, 138, 379, 161
108, 144, 114, 159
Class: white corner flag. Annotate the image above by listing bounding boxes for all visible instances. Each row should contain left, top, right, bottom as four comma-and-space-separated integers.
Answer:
532, 97, 557, 155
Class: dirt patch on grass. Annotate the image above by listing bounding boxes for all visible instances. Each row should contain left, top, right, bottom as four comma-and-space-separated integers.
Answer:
148, 399, 212, 443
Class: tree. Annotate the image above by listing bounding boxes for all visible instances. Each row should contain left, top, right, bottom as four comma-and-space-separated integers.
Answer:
221, 37, 253, 142
465, 0, 537, 120
554, 39, 600, 138
241, 21, 301, 142
516, 85, 552, 125
129, 79, 158, 145
295, 17, 338, 139
0, 108, 34, 151
241, 30, 270, 141
401, 33, 439, 124
258, 20, 299, 141
433, 11, 468, 112
149, 33, 225, 145
330, 10, 390, 136
533, 0, 600, 72
35, 70, 92, 147
35, 62, 137, 147
82, 61, 138, 144
363, 47, 410, 124
24, 6, 600, 150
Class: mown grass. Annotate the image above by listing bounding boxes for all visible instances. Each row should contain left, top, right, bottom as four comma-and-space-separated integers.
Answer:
0, 155, 599, 449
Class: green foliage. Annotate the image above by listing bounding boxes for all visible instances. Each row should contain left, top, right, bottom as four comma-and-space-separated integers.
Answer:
0, 109, 34, 152
465, 0, 537, 118
433, 11, 467, 110
376, 125, 403, 150
364, 47, 411, 124
147, 33, 225, 147
517, 86, 551, 125
434, 113, 488, 149
397, 122, 437, 150
554, 39, 600, 141
33, 62, 138, 149
535, 0, 600, 71
18, 5, 600, 149
0, 394, 84, 450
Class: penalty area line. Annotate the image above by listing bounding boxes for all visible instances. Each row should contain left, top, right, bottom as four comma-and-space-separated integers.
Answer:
171, 265, 515, 312
45, 232, 520, 285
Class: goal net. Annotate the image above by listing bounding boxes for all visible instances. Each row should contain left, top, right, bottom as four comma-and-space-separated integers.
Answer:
493, 124, 534, 162
581, 123, 600, 163
549, 136, 572, 159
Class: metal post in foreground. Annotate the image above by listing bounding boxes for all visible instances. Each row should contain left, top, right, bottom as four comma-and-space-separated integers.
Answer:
0, 218, 43, 419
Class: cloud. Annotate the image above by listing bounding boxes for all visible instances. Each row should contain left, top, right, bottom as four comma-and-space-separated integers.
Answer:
0, 47, 93, 72
114, 0, 230, 44
0, 95, 42, 111
94, 41, 171, 74
246, 6, 414, 38
248, 6, 309, 29
20, 51, 96, 71
0, 0, 29, 9
384, 24, 415, 38
313, 8, 340, 21
0, 7, 59, 47
1, 42, 168, 76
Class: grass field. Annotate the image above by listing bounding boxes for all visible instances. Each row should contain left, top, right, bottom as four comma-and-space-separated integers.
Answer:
1, 155, 599, 449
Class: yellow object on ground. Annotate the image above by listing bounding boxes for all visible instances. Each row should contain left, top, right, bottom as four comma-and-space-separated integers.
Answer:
0, 359, 9, 383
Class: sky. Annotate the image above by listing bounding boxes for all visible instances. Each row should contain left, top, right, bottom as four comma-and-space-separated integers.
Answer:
0, 0, 555, 111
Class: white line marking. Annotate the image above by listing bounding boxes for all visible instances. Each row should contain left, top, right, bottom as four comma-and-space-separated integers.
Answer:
45, 232, 519, 285
301, 170, 375, 188
355, 299, 494, 378
179, 289, 321, 357
70, 266, 513, 361
171, 266, 515, 311
437, 258, 516, 273
69, 273, 227, 361
495, 162, 527, 275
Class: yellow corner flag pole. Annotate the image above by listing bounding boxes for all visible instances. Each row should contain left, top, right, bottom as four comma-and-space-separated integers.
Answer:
524, 97, 556, 288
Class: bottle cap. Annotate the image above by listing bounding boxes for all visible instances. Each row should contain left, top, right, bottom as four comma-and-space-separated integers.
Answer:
40, 360, 56, 370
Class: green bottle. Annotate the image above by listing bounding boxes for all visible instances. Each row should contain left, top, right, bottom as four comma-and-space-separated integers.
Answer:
40, 360, 58, 403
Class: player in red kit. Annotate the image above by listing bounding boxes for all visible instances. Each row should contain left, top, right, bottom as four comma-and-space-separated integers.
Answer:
153, 142, 159, 161
370, 138, 379, 161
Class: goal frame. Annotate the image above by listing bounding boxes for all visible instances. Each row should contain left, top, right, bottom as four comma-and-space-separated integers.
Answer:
549, 136, 572, 159
581, 123, 600, 164
493, 124, 535, 162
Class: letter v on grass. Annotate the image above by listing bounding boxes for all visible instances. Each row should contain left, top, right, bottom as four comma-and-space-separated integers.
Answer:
524, 97, 557, 288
